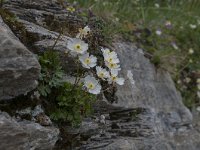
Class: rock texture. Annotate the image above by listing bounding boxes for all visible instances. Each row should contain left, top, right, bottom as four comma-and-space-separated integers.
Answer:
0, 16, 40, 100
1, 0, 200, 150
0, 111, 59, 150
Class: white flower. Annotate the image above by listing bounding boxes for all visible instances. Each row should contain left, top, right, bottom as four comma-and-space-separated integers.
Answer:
185, 77, 191, 83
96, 66, 110, 80
108, 70, 124, 85
165, 20, 172, 27
155, 30, 162, 35
67, 38, 88, 55
197, 84, 200, 90
177, 80, 181, 84
105, 62, 121, 71
155, 3, 160, 8
84, 75, 101, 94
189, 59, 193, 63
197, 19, 200, 25
188, 48, 194, 54
101, 48, 120, 64
197, 78, 200, 84
171, 42, 178, 50
76, 26, 91, 39
104, 51, 120, 64
197, 92, 200, 99
101, 47, 111, 56
127, 70, 135, 85
189, 24, 197, 29
115, 17, 119, 22
196, 105, 200, 111
79, 53, 97, 69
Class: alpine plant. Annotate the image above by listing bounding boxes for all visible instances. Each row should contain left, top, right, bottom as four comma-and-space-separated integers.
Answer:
66, 25, 134, 95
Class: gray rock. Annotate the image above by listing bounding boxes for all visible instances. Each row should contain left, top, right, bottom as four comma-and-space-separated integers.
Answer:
0, 111, 59, 150
0, 16, 40, 100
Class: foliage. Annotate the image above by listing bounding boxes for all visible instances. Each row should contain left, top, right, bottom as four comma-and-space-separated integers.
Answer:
37, 50, 96, 126
37, 50, 64, 97
50, 82, 96, 126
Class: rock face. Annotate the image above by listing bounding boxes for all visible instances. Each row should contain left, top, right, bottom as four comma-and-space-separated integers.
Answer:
0, 16, 40, 100
0, 111, 59, 150
1, 0, 200, 150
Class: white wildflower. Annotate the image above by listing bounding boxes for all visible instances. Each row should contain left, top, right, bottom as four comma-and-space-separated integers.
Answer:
96, 66, 110, 80
189, 24, 197, 29
127, 70, 135, 85
177, 80, 181, 84
108, 70, 124, 85
189, 59, 193, 63
84, 75, 101, 94
155, 3, 160, 8
155, 29, 162, 36
76, 26, 91, 39
165, 20, 172, 27
67, 38, 88, 55
197, 91, 200, 99
185, 77, 191, 83
102, 48, 120, 64
101, 47, 111, 57
196, 105, 200, 111
171, 42, 178, 50
197, 19, 200, 25
79, 53, 97, 69
188, 48, 194, 54
115, 17, 119, 22
197, 78, 200, 84
105, 62, 121, 71
104, 51, 120, 64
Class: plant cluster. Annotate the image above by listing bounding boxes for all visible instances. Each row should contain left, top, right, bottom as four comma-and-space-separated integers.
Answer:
37, 50, 97, 126
37, 24, 135, 126
66, 25, 126, 95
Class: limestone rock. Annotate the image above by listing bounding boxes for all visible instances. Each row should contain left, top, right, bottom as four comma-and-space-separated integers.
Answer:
0, 111, 59, 150
0, 16, 40, 100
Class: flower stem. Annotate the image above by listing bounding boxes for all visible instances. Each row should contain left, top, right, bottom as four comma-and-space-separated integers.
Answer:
51, 30, 63, 50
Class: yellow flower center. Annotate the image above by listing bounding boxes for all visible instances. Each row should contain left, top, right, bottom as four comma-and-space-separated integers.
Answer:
109, 63, 116, 68
99, 72, 104, 78
87, 83, 94, 89
112, 76, 117, 81
84, 58, 91, 64
108, 58, 113, 63
74, 44, 81, 51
